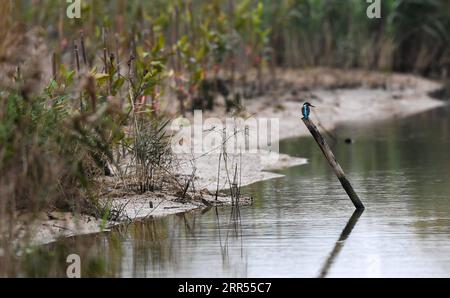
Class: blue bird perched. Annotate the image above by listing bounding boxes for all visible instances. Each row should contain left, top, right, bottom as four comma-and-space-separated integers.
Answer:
302, 102, 315, 120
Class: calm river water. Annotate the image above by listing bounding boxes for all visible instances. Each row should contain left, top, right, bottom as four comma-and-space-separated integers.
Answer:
21, 105, 450, 277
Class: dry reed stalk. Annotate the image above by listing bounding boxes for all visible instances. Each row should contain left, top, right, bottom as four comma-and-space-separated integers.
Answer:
80, 31, 88, 67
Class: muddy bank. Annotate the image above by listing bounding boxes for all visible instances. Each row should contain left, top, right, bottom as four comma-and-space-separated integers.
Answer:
18, 152, 303, 246
22, 69, 445, 246
244, 68, 444, 140
18, 193, 253, 246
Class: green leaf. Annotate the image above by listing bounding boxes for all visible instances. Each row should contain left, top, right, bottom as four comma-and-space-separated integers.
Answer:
94, 73, 110, 85
112, 77, 125, 94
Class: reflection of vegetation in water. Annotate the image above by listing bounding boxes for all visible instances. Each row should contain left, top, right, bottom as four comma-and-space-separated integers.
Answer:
430, 85, 450, 101
20, 237, 109, 277
12, 219, 166, 277
18, 205, 247, 277
214, 204, 244, 265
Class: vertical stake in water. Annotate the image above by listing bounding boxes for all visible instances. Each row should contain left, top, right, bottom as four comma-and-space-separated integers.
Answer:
302, 118, 365, 210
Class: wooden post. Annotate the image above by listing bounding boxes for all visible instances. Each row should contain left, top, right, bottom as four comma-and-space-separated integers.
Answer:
302, 118, 365, 210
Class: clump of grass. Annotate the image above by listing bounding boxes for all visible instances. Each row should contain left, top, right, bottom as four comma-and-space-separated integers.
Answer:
0, 77, 125, 213
127, 116, 173, 194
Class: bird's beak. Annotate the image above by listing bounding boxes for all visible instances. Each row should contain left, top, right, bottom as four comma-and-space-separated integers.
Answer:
311, 105, 315, 108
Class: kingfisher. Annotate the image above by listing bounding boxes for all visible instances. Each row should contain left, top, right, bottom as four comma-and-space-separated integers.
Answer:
302, 102, 315, 120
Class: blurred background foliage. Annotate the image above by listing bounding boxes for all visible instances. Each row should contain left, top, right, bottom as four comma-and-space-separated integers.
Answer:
269, 0, 450, 75
9, 0, 450, 76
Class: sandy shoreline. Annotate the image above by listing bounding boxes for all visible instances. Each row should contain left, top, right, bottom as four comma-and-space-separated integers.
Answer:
21, 68, 445, 246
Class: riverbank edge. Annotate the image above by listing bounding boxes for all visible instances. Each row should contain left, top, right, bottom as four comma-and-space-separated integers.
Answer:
16, 69, 446, 246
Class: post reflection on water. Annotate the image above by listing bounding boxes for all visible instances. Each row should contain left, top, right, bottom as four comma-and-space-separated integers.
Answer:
19, 105, 450, 277
318, 209, 364, 278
